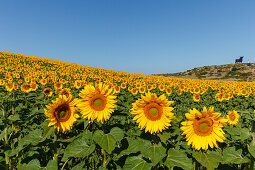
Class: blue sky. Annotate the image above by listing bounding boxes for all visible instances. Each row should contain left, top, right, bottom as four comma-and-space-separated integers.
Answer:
1, 0, 254, 75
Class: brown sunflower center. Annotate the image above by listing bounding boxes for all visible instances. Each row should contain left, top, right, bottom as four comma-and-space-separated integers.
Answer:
94, 98, 103, 107
199, 122, 208, 130
193, 117, 213, 136
44, 89, 50, 94
229, 114, 235, 121
54, 103, 71, 122
58, 110, 67, 118
144, 103, 163, 121
149, 107, 158, 116
90, 94, 107, 111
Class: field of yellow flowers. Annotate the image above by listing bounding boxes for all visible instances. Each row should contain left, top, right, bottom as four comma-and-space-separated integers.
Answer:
1, 51, 255, 169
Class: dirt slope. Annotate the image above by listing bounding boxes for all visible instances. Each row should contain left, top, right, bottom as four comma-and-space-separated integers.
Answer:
155, 63, 255, 82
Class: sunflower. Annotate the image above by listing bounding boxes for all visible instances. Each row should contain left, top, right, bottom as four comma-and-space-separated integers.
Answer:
193, 93, 200, 102
131, 88, 138, 95
40, 78, 48, 85
0, 79, 5, 86
131, 92, 175, 134
14, 84, 18, 90
18, 79, 23, 84
120, 83, 127, 89
180, 107, 227, 150
177, 89, 182, 95
30, 83, 38, 91
158, 84, 165, 91
21, 83, 32, 93
165, 87, 172, 96
43, 88, 53, 97
76, 83, 117, 123
5, 82, 14, 92
44, 95, 79, 132
227, 110, 239, 125
147, 84, 153, 91
54, 82, 63, 90
139, 86, 146, 94
59, 88, 73, 99
74, 80, 82, 89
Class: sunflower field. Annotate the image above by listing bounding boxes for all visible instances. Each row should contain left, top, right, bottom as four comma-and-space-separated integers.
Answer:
1, 51, 255, 170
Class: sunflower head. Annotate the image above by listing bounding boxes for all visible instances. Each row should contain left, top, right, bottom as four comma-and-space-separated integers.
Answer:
6, 82, 14, 92
227, 110, 239, 125
59, 88, 73, 99
76, 83, 117, 123
21, 83, 32, 93
181, 106, 227, 150
44, 95, 79, 132
43, 88, 53, 97
193, 93, 200, 102
131, 92, 175, 134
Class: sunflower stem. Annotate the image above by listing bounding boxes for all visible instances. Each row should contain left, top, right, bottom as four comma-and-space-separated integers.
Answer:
102, 149, 108, 168
25, 94, 28, 108
60, 159, 69, 170
53, 131, 58, 165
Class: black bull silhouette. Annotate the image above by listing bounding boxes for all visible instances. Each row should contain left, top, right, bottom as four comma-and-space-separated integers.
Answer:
235, 56, 243, 63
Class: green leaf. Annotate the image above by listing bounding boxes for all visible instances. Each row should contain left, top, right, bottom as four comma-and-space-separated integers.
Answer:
141, 141, 166, 166
42, 121, 54, 139
62, 135, 96, 161
164, 148, 193, 170
71, 162, 86, 170
158, 132, 171, 144
98, 167, 108, 170
93, 130, 117, 154
193, 150, 221, 170
222, 147, 250, 164
123, 155, 152, 170
8, 114, 20, 122
0, 127, 13, 141
20, 159, 41, 170
239, 128, 250, 141
5, 129, 44, 157
248, 145, 255, 158
110, 127, 124, 142
120, 138, 145, 156
20, 129, 44, 146
45, 160, 57, 170
0, 130, 5, 140
0, 156, 5, 162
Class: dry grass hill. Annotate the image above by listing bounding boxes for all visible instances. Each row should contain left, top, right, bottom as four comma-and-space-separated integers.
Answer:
155, 63, 255, 82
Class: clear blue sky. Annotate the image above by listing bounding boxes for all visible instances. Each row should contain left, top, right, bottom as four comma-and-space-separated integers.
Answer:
1, 0, 254, 75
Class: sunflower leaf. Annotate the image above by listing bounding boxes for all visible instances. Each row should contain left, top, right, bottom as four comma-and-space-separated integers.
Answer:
110, 127, 124, 142
248, 145, 255, 158
120, 138, 145, 156
123, 154, 152, 170
5, 129, 44, 157
20, 159, 41, 170
42, 120, 54, 139
93, 130, 116, 154
222, 147, 250, 164
193, 150, 221, 170
164, 148, 193, 170
45, 160, 58, 170
62, 135, 96, 161
158, 132, 171, 144
141, 141, 166, 166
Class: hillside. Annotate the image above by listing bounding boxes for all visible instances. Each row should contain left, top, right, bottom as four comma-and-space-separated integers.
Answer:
156, 63, 255, 82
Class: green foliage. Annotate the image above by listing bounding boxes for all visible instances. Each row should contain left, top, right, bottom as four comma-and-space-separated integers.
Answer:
165, 148, 193, 169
